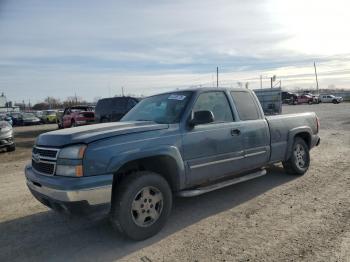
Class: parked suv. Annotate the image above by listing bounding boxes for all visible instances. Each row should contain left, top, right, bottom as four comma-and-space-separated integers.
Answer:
95, 96, 139, 123
59, 106, 95, 128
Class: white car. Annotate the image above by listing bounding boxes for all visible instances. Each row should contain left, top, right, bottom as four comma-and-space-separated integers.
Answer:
0, 121, 15, 152
319, 94, 343, 104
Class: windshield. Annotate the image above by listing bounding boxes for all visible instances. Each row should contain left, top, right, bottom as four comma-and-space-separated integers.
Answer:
122, 91, 192, 124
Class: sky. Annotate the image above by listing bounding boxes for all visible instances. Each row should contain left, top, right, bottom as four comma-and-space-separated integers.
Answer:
0, 0, 350, 104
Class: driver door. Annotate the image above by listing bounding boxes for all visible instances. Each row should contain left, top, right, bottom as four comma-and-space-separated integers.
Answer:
182, 91, 244, 187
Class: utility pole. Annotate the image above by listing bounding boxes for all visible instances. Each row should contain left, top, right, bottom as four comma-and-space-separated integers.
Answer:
270, 77, 273, 88
216, 66, 219, 88
314, 62, 319, 95
122, 86, 125, 97
260, 75, 263, 89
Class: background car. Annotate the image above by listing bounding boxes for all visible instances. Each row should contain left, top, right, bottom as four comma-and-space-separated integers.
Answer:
22, 113, 41, 125
41, 110, 58, 123
0, 121, 15, 152
0, 114, 13, 126
95, 96, 139, 123
319, 94, 343, 104
9, 112, 23, 126
61, 106, 95, 128
296, 94, 314, 104
282, 91, 298, 104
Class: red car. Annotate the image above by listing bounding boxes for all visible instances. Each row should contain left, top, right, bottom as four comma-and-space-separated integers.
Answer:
59, 106, 95, 128
296, 94, 314, 104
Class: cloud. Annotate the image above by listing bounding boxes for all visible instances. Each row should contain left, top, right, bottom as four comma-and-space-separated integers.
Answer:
0, 0, 349, 103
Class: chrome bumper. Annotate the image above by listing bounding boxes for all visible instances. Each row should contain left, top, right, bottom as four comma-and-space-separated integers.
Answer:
25, 164, 113, 207
26, 179, 112, 205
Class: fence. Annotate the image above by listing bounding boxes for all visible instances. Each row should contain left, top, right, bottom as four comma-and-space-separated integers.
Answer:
253, 87, 282, 115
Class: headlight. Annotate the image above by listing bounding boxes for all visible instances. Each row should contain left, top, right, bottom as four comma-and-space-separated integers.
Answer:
56, 145, 86, 177
58, 144, 86, 159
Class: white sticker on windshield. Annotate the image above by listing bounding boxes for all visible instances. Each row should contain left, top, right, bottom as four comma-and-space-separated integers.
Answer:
168, 94, 186, 100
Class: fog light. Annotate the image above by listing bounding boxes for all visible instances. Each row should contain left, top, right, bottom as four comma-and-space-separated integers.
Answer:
56, 165, 83, 177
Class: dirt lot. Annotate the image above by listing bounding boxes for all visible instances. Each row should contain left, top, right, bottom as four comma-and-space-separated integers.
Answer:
0, 103, 349, 262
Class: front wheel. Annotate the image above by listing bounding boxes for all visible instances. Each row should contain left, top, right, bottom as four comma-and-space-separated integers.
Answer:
282, 137, 310, 175
110, 171, 172, 240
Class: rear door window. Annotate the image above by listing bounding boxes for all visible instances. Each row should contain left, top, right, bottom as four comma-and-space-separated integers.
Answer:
193, 92, 233, 122
230, 91, 260, 121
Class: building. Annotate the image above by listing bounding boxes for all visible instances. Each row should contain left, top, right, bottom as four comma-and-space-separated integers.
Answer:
0, 93, 6, 107
0, 92, 20, 113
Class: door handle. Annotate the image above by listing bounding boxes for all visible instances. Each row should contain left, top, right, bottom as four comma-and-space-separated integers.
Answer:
231, 128, 241, 136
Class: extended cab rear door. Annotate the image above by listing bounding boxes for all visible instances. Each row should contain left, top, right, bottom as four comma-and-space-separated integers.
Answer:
229, 91, 270, 170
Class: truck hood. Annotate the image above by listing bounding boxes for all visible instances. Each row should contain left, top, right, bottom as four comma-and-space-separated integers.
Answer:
36, 121, 169, 147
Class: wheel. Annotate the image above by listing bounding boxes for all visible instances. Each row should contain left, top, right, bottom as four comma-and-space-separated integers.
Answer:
71, 121, 77, 128
332, 99, 338, 104
110, 171, 172, 240
7, 144, 16, 152
308, 100, 312, 104
282, 137, 310, 175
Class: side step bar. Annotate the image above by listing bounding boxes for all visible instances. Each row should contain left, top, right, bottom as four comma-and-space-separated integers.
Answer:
177, 169, 267, 197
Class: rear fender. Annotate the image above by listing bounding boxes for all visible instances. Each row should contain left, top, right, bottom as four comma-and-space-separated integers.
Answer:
285, 126, 312, 160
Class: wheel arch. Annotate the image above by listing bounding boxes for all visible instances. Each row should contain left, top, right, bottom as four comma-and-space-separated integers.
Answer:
285, 127, 312, 160
109, 147, 186, 193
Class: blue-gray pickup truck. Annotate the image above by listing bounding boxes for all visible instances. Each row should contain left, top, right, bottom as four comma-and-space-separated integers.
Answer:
25, 88, 320, 240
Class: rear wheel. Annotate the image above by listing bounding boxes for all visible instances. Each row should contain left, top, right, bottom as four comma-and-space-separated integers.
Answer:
110, 171, 172, 240
283, 137, 310, 175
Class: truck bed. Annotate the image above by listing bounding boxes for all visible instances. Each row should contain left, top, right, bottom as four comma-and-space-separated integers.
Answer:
266, 112, 318, 163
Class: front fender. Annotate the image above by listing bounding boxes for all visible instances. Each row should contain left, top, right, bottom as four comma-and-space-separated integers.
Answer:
107, 145, 186, 190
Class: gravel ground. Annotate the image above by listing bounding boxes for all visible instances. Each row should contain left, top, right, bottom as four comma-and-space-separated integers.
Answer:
0, 103, 349, 262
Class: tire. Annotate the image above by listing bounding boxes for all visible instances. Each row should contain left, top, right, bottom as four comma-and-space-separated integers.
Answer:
282, 137, 310, 175
332, 99, 338, 104
7, 144, 16, 152
110, 171, 172, 240
308, 100, 312, 105
71, 121, 77, 128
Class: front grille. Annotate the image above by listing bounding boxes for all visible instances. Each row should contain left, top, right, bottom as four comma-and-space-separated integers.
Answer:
32, 147, 58, 159
32, 146, 59, 175
32, 160, 55, 175
82, 112, 94, 118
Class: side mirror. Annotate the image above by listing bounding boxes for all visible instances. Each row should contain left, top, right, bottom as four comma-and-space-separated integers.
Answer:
189, 110, 214, 126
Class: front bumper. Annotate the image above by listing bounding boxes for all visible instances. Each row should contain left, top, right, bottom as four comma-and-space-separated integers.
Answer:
76, 118, 95, 126
0, 133, 14, 148
25, 164, 113, 211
